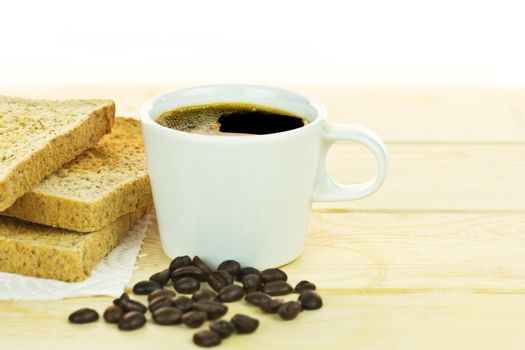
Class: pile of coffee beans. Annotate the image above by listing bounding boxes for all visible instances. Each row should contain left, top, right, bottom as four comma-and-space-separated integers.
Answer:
68, 256, 323, 347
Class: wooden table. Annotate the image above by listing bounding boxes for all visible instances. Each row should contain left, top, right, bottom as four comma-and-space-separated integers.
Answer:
1, 86, 525, 349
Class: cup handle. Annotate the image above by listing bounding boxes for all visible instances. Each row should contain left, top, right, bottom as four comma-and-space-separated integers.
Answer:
312, 123, 388, 202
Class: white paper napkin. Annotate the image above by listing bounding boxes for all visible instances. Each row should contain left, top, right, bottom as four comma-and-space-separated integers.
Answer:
0, 213, 154, 300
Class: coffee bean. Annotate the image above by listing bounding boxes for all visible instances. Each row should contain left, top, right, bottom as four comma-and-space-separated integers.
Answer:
236, 267, 261, 282
209, 320, 235, 339
260, 268, 288, 283
148, 288, 175, 302
121, 299, 147, 314
133, 280, 161, 295
172, 296, 193, 312
174, 276, 200, 294
103, 305, 123, 323
244, 291, 272, 306
295, 280, 316, 293
152, 306, 182, 325
258, 298, 283, 313
149, 296, 173, 312
118, 311, 146, 331
149, 268, 171, 286
217, 260, 241, 279
193, 330, 222, 347
113, 292, 129, 306
262, 281, 293, 296
298, 290, 323, 310
68, 308, 99, 324
207, 270, 234, 292
192, 256, 213, 277
169, 255, 192, 274
192, 301, 228, 320
218, 284, 245, 302
241, 274, 262, 293
182, 311, 207, 328
277, 301, 302, 320
192, 289, 218, 302
230, 314, 259, 334
171, 266, 206, 282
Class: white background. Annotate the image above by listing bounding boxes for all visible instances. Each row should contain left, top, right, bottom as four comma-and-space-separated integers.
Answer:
1, 0, 524, 85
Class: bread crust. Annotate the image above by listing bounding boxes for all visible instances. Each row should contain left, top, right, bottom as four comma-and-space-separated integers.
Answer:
0, 206, 150, 282
1, 118, 151, 232
0, 96, 115, 211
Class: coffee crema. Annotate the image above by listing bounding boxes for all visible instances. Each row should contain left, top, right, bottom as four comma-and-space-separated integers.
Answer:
156, 102, 308, 136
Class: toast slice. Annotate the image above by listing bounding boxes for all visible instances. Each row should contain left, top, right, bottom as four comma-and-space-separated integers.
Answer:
2, 118, 151, 232
0, 205, 150, 282
0, 96, 115, 210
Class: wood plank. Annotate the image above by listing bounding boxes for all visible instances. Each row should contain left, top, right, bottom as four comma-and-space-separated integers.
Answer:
1, 211, 524, 348
2, 293, 524, 350
127, 212, 525, 291
315, 143, 525, 211
301, 212, 525, 290
1, 85, 524, 141
304, 86, 525, 142
1, 85, 524, 349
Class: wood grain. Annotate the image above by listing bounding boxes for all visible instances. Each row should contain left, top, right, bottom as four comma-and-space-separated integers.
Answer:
2, 214, 525, 349
134, 213, 525, 291
306, 212, 525, 290
315, 143, 525, 211
2, 86, 525, 349
2, 293, 525, 350
1, 85, 524, 142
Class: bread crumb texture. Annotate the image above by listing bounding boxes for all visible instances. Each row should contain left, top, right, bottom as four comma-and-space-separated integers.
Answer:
35, 118, 147, 201
0, 206, 150, 281
0, 95, 114, 210
1, 118, 151, 232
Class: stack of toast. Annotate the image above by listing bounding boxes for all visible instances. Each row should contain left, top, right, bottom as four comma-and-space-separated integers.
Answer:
0, 96, 152, 282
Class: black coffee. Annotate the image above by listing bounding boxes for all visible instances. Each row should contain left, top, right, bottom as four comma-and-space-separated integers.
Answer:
156, 102, 308, 136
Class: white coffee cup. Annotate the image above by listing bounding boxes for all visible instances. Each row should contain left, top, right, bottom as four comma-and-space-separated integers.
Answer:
140, 85, 387, 268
